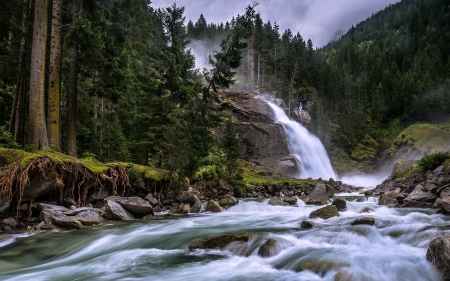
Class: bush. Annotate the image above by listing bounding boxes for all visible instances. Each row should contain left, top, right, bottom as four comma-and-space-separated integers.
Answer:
417, 151, 450, 171
127, 166, 144, 188
0, 126, 19, 149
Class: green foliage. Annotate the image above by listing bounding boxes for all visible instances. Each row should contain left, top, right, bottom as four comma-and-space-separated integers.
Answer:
127, 165, 144, 188
0, 126, 19, 149
417, 151, 450, 172
221, 117, 241, 178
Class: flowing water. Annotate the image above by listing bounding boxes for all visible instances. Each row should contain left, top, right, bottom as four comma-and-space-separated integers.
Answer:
266, 102, 337, 180
0, 199, 446, 281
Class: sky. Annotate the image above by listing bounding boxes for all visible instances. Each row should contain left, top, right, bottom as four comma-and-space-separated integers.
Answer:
150, 0, 400, 47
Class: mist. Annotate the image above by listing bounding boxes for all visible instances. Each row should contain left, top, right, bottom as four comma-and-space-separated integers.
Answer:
151, 0, 400, 47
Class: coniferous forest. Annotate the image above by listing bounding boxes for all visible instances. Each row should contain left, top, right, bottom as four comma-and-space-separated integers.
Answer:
0, 0, 449, 179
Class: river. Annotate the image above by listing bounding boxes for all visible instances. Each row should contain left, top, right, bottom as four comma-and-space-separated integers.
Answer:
0, 197, 447, 281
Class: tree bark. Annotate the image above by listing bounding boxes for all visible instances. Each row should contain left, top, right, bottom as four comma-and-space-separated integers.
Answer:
29, 0, 50, 150
47, 0, 62, 150
67, 0, 80, 157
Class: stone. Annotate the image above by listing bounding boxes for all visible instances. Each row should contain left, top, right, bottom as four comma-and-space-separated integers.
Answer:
21, 177, 57, 202
331, 198, 347, 211
104, 200, 135, 221
219, 196, 239, 207
300, 220, 314, 229
88, 189, 110, 203
75, 210, 105, 226
3, 225, 12, 231
378, 187, 402, 207
402, 201, 433, 208
62, 197, 77, 208
373, 179, 397, 195
37, 203, 69, 214
39, 210, 53, 224
268, 196, 289, 206
144, 193, 159, 206
351, 217, 375, 226
305, 183, 335, 205
440, 186, 450, 199
359, 207, 374, 213
205, 200, 222, 212
283, 197, 298, 206
105, 196, 153, 218
181, 203, 191, 213
1, 218, 17, 228
142, 214, 154, 220
405, 184, 438, 203
433, 197, 450, 214
188, 232, 250, 250
309, 205, 339, 220
258, 238, 280, 257
40, 224, 54, 230
178, 191, 200, 206
190, 201, 202, 213
52, 215, 83, 229
426, 234, 450, 280
64, 207, 103, 216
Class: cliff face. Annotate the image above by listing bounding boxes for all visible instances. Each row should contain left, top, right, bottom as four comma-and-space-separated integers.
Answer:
221, 90, 298, 177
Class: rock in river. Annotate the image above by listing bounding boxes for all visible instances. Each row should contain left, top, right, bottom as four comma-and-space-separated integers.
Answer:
205, 200, 222, 212
188, 232, 250, 250
258, 238, 281, 258
351, 217, 375, 226
426, 234, 450, 280
331, 197, 347, 211
105, 196, 153, 217
104, 200, 135, 221
305, 183, 335, 205
309, 205, 339, 220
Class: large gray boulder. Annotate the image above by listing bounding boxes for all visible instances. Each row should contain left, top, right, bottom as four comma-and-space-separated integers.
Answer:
178, 191, 200, 206
378, 187, 402, 207
309, 205, 339, 220
433, 197, 450, 214
144, 193, 159, 206
305, 183, 335, 205
351, 217, 375, 226
1, 218, 17, 229
52, 215, 83, 229
74, 210, 105, 226
426, 234, 450, 280
331, 197, 347, 211
219, 196, 239, 208
189, 201, 202, 213
104, 200, 135, 221
405, 184, 438, 203
88, 190, 110, 203
188, 232, 250, 250
105, 196, 153, 217
205, 200, 222, 212
268, 196, 289, 206
258, 238, 281, 258
283, 197, 298, 206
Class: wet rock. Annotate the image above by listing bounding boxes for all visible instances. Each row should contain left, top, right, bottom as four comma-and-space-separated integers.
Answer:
309, 205, 339, 220
1, 218, 17, 229
402, 201, 433, 208
178, 191, 200, 206
104, 200, 135, 221
188, 232, 250, 250
433, 197, 450, 214
142, 214, 154, 220
39, 210, 53, 224
37, 203, 69, 214
258, 238, 280, 257
305, 183, 335, 205
331, 198, 347, 211
144, 193, 159, 206
219, 196, 239, 207
52, 215, 83, 229
405, 184, 438, 203
378, 187, 402, 207
351, 217, 375, 226
88, 190, 110, 203
105, 196, 153, 218
426, 234, 450, 280
190, 201, 202, 213
300, 220, 314, 229
283, 196, 298, 206
205, 200, 222, 212
181, 203, 191, 213
359, 207, 374, 213
75, 210, 105, 226
299, 259, 349, 274
268, 196, 289, 206
64, 207, 103, 216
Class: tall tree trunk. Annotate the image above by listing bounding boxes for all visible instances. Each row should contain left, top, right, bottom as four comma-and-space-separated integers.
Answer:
10, 0, 32, 144
66, 0, 80, 157
47, 0, 62, 150
29, 0, 50, 150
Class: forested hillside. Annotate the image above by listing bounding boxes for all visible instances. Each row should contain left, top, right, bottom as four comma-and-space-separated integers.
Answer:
0, 0, 449, 179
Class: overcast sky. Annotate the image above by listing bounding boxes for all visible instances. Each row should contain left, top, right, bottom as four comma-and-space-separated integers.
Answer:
150, 0, 400, 47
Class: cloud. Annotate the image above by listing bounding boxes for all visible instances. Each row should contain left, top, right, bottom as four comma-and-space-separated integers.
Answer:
151, 0, 400, 47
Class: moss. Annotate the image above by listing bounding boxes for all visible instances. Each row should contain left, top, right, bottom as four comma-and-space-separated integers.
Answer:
0, 148, 26, 166
350, 134, 379, 161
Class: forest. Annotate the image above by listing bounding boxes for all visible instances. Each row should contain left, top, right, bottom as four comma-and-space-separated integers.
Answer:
0, 0, 449, 181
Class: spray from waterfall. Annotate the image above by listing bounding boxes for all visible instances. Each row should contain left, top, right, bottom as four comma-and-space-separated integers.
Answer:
266, 101, 337, 180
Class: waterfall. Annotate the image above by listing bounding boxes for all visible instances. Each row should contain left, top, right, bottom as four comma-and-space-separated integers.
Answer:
266, 101, 337, 180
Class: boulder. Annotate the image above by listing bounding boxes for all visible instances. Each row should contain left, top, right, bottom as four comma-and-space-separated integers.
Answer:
331, 197, 347, 211
309, 205, 339, 220
181, 203, 191, 213
258, 238, 280, 257
64, 207, 103, 216
283, 197, 298, 206
39, 210, 53, 224
373, 179, 397, 195
62, 197, 77, 208
190, 201, 202, 213
351, 217, 375, 226
178, 191, 200, 206
1, 218, 17, 229
51, 215, 83, 229
21, 177, 57, 202
74, 210, 105, 226
144, 193, 159, 206
219, 196, 239, 207
37, 203, 69, 214
378, 187, 402, 207
300, 220, 314, 229
359, 207, 374, 213
205, 200, 222, 212
142, 214, 154, 220
88, 190, 110, 203
105, 196, 153, 217
305, 183, 335, 205
433, 197, 450, 214
104, 200, 135, 221
405, 184, 438, 203
188, 232, 250, 250
426, 234, 450, 280
440, 186, 450, 199
268, 196, 289, 206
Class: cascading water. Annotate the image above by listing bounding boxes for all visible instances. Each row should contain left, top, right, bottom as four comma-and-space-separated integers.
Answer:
266, 101, 337, 180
